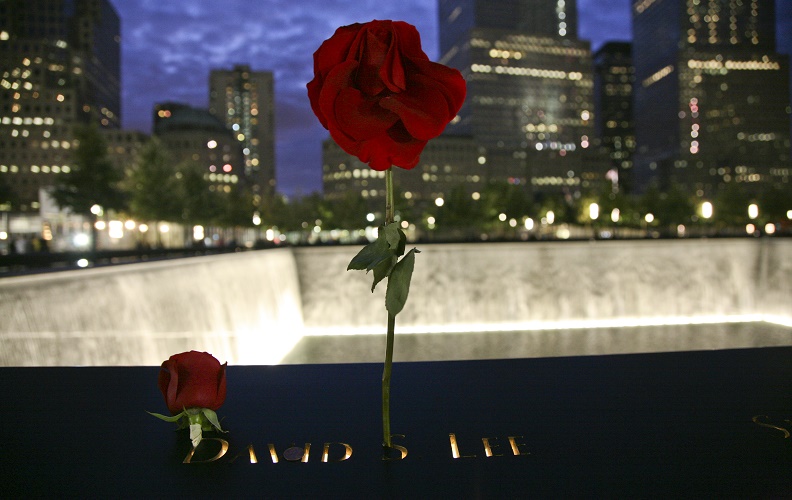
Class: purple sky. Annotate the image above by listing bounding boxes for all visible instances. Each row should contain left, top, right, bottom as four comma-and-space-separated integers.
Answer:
109, 0, 792, 196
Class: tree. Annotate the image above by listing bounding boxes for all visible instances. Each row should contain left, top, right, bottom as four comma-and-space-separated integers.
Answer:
127, 136, 181, 223
51, 123, 126, 216
51, 123, 126, 251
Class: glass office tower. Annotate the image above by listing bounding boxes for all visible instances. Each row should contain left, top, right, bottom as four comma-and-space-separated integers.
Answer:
0, 0, 121, 211
632, 0, 790, 196
438, 0, 604, 195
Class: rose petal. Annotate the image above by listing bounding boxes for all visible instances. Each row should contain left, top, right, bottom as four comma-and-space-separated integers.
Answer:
159, 351, 226, 414
308, 24, 364, 128
411, 59, 467, 117
358, 122, 426, 170
312, 24, 361, 79
379, 74, 452, 141
391, 21, 430, 62
356, 25, 390, 96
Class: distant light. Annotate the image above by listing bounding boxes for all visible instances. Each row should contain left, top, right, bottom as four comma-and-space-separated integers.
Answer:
581, 110, 590, 121
509, 218, 517, 227
90, 204, 102, 215
477, 156, 486, 165
498, 213, 507, 222
611, 208, 620, 223
677, 224, 686, 237
701, 201, 713, 219
427, 216, 436, 225
159, 223, 170, 233
524, 218, 534, 230
401, 220, 409, 229
472, 192, 481, 201
645, 213, 654, 223
108, 220, 123, 239
764, 223, 776, 235
76, 258, 89, 268
266, 229, 275, 241
73, 233, 90, 247
748, 203, 759, 220
787, 210, 792, 220
366, 213, 375, 222
435, 197, 444, 207
94, 220, 106, 230
193, 225, 204, 240
546, 210, 555, 225
0, 231, 6, 240
252, 212, 262, 226
746, 223, 756, 234
223, 164, 232, 173
124, 220, 136, 230
207, 140, 217, 149
138, 224, 149, 233
589, 203, 599, 220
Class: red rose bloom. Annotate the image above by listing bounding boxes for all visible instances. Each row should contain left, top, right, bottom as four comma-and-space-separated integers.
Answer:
158, 351, 227, 415
307, 20, 466, 170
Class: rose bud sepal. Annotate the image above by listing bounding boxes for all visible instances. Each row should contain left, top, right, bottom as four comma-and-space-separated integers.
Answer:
147, 407, 226, 448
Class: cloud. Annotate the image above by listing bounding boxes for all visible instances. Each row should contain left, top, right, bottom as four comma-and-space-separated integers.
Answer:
110, 0, 442, 194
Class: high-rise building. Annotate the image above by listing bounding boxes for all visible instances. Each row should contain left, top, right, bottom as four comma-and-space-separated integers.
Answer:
154, 102, 245, 195
438, 0, 607, 196
0, 0, 121, 212
593, 42, 635, 192
323, 135, 481, 215
632, 0, 791, 196
209, 65, 275, 205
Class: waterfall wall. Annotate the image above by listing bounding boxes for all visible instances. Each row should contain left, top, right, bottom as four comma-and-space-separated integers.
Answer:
1, 239, 789, 366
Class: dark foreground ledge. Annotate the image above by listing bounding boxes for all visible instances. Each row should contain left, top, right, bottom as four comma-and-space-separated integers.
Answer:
1, 347, 791, 497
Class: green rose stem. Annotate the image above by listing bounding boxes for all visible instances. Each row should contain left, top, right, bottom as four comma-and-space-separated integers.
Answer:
383, 167, 396, 449
346, 167, 417, 451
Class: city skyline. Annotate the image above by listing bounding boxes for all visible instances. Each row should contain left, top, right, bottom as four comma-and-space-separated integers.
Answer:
110, 0, 792, 196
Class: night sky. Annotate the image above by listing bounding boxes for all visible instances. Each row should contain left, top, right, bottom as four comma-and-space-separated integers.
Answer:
109, 0, 792, 197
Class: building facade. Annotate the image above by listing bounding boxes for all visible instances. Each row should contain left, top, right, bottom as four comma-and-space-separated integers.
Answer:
593, 42, 635, 192
0, 0, 121, 212
323, 135, 481, 216
632, 0, 791, 196
209, 65, 276, 205
438, 0, 607, 196
154, 102, 245, 195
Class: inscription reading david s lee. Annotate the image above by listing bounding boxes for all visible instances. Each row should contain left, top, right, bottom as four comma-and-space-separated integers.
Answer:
182, 433, 530, 464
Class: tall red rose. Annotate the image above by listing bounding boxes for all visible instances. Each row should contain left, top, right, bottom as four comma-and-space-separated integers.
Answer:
158, 351, 227, 415
307, 20, 466, 170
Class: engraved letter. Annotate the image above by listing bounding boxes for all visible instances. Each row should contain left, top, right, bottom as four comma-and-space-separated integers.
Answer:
508, 436, 530, 456
449, 433, 476, 459
482, 437, 504, 457
382, 434, 408, 460
228, 444, 259, 464
752, 415, 791, 439
267, 443, 280, 463
182, 438, 229, 464
322, 442, 353, 462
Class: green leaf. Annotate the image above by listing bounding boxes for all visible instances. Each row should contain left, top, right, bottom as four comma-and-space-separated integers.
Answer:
386, 248, 419, 316
147, 410, 186, 423
383, 223, 407, 256
201, 408, 227, 433
371, 255, 396, 292
347, 235, 391, 271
